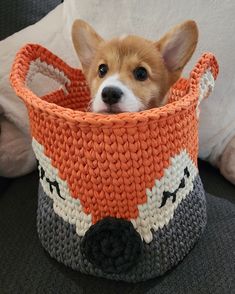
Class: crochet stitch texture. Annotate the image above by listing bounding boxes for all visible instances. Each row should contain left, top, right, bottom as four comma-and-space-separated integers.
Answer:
10, 44, 218, 282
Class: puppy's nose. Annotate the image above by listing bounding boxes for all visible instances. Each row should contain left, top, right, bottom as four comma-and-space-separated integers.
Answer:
101, 87, 123, 105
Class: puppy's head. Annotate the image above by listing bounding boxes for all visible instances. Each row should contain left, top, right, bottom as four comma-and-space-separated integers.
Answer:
72, 20, 198, 113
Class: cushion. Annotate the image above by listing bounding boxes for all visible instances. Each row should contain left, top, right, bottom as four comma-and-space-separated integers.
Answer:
1, 0, 235, 178
0, 0, 62, 41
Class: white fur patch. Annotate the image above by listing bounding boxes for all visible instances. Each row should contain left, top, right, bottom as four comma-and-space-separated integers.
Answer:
119, 34, 127, 41
91, 74, 144, 113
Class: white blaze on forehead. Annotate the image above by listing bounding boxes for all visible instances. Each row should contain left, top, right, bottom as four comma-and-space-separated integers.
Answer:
119, 34, 127, 41
91, 74, 144, 113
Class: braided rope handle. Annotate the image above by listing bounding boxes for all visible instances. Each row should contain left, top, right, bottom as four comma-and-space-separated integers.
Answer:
10, 44, 219, 123
189, 53, 219, 116
10, 44, 79, 103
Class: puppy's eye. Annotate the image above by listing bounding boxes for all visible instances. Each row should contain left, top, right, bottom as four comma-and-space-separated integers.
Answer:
133, 67, 148, 81
98, 64, 108, 78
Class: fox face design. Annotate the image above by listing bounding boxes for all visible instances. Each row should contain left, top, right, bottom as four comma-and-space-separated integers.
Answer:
10, 42, 218, 280
33, 138, 198, 243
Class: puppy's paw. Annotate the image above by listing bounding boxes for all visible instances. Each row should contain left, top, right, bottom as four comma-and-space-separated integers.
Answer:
219, 135, 235, 185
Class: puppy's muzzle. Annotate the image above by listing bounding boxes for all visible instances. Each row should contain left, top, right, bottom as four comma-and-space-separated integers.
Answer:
102, 86, 123, 105
81, 217, 143, 273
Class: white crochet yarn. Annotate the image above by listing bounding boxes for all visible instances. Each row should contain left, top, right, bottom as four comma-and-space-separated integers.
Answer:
33, 138, 198, 244
196, 69, 215, 118
131, 150, 198, 243
26, 58, 71, 95
32, 139, 92, 236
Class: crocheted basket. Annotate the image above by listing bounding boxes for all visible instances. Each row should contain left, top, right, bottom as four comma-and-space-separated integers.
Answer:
10, 44, 218, 282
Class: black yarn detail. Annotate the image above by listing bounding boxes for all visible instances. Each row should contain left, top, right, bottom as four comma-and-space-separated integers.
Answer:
39, 166, 45, 180
184, 167, 190, 178
38, 163, 64, 200
179, 178, 185, 189
160, 166, 191, 208
46, 178, 64, 200
161, 191, 177, 208
81, 217, 143, 274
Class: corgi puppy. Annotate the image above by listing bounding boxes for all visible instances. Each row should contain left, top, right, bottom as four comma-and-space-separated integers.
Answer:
72, 19, 198, 114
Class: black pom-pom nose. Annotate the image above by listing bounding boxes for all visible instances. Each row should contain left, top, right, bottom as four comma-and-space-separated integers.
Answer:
81, 217, 143, 274
101, 87, 123, 105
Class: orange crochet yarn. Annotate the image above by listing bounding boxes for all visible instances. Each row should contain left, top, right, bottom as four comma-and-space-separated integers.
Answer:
10, 44, 218, 224
10, 44, 218, 281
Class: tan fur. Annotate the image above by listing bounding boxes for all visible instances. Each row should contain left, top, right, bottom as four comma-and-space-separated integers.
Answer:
72, 19, 198, 112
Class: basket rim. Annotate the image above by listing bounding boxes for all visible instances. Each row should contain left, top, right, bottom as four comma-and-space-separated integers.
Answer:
10, 44, 219, 127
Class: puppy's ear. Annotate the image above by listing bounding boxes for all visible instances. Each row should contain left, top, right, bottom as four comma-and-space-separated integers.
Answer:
156, 20, 198, 73
72, 19, 103, 73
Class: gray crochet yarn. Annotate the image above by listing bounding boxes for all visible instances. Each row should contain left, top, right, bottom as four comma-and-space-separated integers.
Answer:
37, 175, 207, 282
10, 42, 218, 283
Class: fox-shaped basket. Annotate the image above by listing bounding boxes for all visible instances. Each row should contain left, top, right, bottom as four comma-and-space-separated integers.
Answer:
10, 44, 218, 282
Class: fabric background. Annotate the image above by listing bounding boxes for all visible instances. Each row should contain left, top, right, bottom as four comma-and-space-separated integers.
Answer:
0, 0, 63, 41
0, 1, 234, 292
62, 0, 235, 165
1, 0, 235, 173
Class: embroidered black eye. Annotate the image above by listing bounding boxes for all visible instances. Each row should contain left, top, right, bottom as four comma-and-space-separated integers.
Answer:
38, 163, 65, 200
98, 64, 108, 78
133, 67, 148, 81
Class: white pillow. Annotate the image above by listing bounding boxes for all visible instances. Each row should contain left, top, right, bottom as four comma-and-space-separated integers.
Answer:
1, 0, 235, 181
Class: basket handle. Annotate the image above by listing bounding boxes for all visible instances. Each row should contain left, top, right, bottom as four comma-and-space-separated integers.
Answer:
189, 53, 219, 116
10, 44, 78, 104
